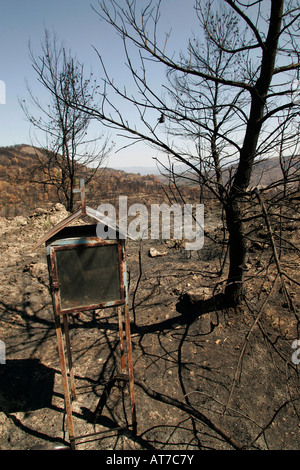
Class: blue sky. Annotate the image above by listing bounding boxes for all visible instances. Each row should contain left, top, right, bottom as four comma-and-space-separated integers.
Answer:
0, 0, 199, 168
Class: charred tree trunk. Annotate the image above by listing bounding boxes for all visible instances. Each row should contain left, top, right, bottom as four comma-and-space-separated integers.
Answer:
224, 197, 247, 305
224, 0, 284, 305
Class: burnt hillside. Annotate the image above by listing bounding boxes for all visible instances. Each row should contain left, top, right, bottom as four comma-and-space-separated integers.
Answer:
2, 144, 297, 218
0, 145, 176, 217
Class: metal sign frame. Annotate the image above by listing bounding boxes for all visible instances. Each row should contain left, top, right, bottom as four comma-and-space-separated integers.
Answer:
45, 228, 136, 450
33, 181, 137, 449
47, 236, 127, 315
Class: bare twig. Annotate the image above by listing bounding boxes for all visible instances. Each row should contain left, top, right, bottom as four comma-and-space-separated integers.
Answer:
256, 190, 299, 321
224, 275, 279, 414
115, 374, 243, 450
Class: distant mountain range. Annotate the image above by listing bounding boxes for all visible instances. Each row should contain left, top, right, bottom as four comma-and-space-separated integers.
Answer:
0, 144, 168, 217
115, 156, 300, 185
111, 166, 161, 175
1, 143, 298, 217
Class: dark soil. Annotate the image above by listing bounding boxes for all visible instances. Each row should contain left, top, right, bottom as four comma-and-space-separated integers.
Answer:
0, 203, 299, 451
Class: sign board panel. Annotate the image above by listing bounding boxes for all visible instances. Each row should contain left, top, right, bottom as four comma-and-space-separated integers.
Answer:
46, 225, 126, 315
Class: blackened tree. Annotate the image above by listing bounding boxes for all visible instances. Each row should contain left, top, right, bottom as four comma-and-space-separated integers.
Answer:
20, 29, 112, 211
65, 0, 300, 304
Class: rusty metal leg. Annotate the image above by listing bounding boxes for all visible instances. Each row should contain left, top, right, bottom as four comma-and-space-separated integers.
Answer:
54, 312, 76, 450
117, 306, 126, 373
124, 303, 137, 434
62, 314, 77, 401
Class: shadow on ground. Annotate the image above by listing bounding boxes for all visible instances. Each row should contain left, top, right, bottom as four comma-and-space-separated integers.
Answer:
0, 359, 55, 413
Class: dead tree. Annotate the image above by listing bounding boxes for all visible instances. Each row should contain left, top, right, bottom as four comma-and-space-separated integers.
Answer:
20, 29, 112, 212
64, 0, 299, 305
